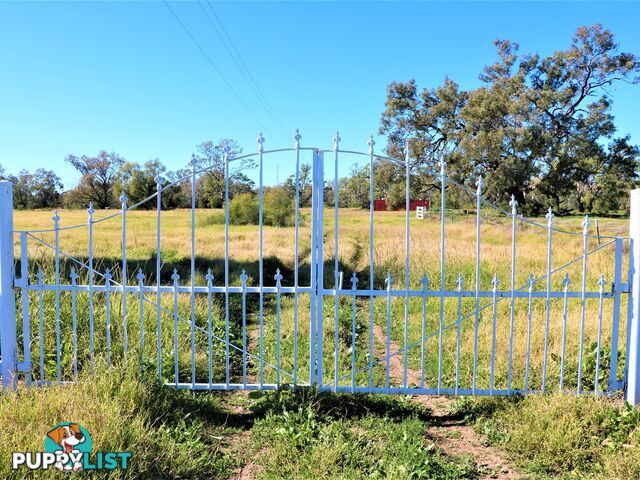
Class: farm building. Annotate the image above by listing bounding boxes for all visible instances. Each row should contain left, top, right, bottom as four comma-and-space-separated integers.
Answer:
373, 199, 430, 211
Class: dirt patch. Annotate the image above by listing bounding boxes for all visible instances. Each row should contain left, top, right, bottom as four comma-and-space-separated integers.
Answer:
372, 325, 522, 480
228, 443, 266, 480
231, 461, 262, 480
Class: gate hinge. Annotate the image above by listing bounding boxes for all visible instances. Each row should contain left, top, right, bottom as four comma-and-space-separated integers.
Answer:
613, 282, 629, 294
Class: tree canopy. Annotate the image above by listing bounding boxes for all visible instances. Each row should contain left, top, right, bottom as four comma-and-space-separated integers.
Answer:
379, 24, 640, 214
65, 151, 125, 209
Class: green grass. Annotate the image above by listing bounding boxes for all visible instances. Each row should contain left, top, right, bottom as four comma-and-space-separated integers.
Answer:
0, 366, 479, 479
249, 390, 477, 479
0, 364, 247, 479
450, 394, 640, 479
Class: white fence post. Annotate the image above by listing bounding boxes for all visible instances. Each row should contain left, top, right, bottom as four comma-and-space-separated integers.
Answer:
627, 189, 640, 404
0, 181, 17, 389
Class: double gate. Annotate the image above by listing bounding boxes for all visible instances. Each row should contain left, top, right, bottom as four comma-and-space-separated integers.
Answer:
1, 133, 640, 403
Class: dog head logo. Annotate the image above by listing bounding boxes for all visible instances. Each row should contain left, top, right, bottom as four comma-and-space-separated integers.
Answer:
44, 423, 92, 471
47, 424, 85, 453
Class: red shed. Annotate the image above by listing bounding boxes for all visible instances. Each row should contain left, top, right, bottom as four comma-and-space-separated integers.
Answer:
373, 199, 387, 211
373, 199, 430, 211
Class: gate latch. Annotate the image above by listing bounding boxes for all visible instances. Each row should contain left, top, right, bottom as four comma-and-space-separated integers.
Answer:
613, 282, 629, 293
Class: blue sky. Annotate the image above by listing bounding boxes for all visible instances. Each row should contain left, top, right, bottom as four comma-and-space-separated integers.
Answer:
0, 1, 639, 189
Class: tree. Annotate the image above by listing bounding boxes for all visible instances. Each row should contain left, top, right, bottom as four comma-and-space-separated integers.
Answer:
30, 169, 63, 208
66, 151, 125, 208
263, 187, 294, 227
114, 159, 191, 210
578, 136, 640, 213
229, 193, 259, 225
192, 139, 255, 208
283, 163, 312, 207
229, 188, 294, 227
379, 25, 640, 214
163, 167, 191, 209
341, 164, 369, 209
3, 168, 63, 209
115, 159, 162, 209
11, 170, 34, 209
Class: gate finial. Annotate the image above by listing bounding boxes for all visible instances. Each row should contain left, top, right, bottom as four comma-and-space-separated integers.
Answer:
385, 272, 394, 290
70, 267, 78, 284
351, 272, 358, 289
367, 134, 375, 154
257, 132, 265, 152
582, 215, 591, 234
527, 273, 535, 289
294, 129, 302, 149
87, 202, 95, 218
52, 210, 60, 226
491, 273, 500, 290
421, 273, 429, 290
171, 268, 180, 284
136, 268, 144, 282
562, 273, 571, 288
439, 157, 447, 177
239, 269, 247, 286
274, 268, 283, 286
598, 274, 607, 290
104, 268, 112, 282
119, 191, 128, 209
546, 208, 555, 227
456, 273, 464, 290
333, 131, 341, 151
155, 170, 163, 191
509, 195, 518, 215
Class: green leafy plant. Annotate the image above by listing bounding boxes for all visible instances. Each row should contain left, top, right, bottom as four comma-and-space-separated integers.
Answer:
263, 188, 294, 227
229, 193, 259, 225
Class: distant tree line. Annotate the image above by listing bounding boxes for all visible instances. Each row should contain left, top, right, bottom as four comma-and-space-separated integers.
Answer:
0, 165, 63, 209
0, 139, 256, 211
60, 139, 257, 210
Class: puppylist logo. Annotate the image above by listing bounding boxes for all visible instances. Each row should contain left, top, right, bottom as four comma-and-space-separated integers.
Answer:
12, 422, 132, 471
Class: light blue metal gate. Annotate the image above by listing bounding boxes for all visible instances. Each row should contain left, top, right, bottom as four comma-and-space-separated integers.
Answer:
0, 131, 638, 402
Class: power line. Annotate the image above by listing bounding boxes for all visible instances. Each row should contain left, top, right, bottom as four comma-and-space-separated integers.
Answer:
203, 1, 290, 143
197, 1, 289, 144
162, 0, 282, 146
